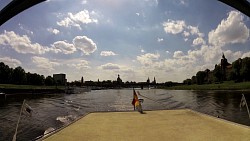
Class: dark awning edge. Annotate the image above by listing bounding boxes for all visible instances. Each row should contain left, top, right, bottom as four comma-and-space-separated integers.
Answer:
0, 0, 249, 27
0, 0, 46, 26
218, 0, 250, 17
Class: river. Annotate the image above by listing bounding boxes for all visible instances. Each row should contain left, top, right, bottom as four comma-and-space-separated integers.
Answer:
0, 89, 250, 141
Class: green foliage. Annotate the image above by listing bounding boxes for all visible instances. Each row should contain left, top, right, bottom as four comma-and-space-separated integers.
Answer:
191, 76, 196, 84
163, 81, 250, 90
45, 76, 55, 86
183, 79, 192, 85
196, 71, 206, 85
240, 57, 250, 81
0, 62, 12, 83
12, 66, 26, 84
213, 65, 222, 82
0, 62, 47, 86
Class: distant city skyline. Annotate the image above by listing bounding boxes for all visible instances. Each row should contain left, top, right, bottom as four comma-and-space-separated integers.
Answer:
0, 0, 250, 83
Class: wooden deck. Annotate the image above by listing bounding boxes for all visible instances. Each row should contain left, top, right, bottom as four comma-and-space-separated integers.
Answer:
41, 109, 250, 141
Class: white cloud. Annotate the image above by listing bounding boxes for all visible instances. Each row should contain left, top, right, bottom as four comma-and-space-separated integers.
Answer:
68, 60, 90, 70
187, 26, 203, 37
73, 36, 97, 55
0, 57, 22, 68
182, 31, 190, 37
137, 53, 160, 66
100, 51, 117, 56
57, 10, 98, 29
51, 41, 76, 54
32, 56, 60, 72
163, 20, 186, 34
242, 52, 250, 58
208, 11, 250, 46
0, 31, 48, 54
193, 37, 206, 46
19, 23, 33, 35
100, 63, 120, 70
47, 28, 60, 35
81, 0, 87, 4
163, 20, 206, 44
157, 38, 164, 42
173, 51, 185, 58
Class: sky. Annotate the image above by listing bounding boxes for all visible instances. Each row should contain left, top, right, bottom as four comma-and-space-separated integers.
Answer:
0, 0, 250, 83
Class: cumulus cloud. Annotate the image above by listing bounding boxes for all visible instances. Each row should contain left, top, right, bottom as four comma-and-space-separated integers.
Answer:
0, 57, 21, 68
183, 31, 190, 37
208, 11, 250, 46
57, 10, 98, 29
173, 51, 185, 58
242, 52, 250, 58
32, 56, 60, 72
187, 26, 204, 37
100, 51, 117, 56
163, 20, 186, 34
163, 20, 205, 44
68, 60, 90, 70
100, 63, 120, 70
137, 53, 160, 66
193, 37, 206, 46
51, 41, 76, 54
73, 36, 97, 55
47, 28, 60, 35
0, 31, 48, 54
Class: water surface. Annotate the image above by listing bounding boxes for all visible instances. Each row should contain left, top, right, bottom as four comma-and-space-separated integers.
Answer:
0, 89, 249, 141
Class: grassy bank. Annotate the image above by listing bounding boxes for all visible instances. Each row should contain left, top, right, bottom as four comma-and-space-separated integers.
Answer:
162, 81, 250, 90
0, 84, 65, 90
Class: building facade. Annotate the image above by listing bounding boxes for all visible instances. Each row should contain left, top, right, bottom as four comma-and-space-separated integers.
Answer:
53, 73, 67, 85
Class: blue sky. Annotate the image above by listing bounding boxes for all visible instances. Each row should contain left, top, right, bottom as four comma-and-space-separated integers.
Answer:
0, 0, 250, 83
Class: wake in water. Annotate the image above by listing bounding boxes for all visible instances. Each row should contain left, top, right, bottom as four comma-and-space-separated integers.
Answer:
56, 115, 77, 125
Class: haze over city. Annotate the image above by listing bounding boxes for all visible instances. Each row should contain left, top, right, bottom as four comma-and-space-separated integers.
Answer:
0, 0, 250, 83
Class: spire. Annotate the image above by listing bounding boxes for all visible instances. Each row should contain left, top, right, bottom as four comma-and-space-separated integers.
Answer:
222, 53, 225, 59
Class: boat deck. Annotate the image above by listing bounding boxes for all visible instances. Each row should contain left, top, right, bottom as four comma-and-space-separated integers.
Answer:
42, 109, 250, 141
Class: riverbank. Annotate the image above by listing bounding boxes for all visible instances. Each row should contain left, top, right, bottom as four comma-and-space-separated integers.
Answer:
161, 81, 250, 90
0, 84, 65, 94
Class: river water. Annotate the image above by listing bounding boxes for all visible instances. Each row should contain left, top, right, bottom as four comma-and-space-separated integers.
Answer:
0, 89, 250, 141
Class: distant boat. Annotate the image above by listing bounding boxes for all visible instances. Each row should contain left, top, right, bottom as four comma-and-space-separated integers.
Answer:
65, 87, 91, 94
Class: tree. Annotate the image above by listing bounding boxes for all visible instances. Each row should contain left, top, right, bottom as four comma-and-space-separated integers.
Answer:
45, 76, 54, 86
191, 76, 196, 84
196, 71, 206, 85
213, 65, 222, 83
0, 62, 12, 84
232, 59, 242, 82
240, 57, 250, 81
12, 66, 26, 84
205, 69, 210, 83
183, 79, 192, 85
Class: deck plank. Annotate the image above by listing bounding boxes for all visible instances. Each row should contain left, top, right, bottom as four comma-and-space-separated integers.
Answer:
42, 109, 250, 141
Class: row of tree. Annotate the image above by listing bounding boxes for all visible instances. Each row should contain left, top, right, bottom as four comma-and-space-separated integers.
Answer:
183, 57, 250, 85
0, 62, 55, 86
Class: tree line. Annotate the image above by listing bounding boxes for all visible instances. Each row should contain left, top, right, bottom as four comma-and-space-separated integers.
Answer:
0, 62, 55, 86
183, 57, 250, 85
